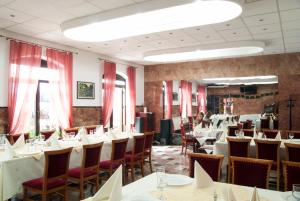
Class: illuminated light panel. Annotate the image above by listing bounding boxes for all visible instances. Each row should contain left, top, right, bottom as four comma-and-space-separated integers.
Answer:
62, 0, 242, 42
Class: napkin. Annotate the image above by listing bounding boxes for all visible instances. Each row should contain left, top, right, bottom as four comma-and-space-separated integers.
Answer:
50, 137, 61, 150
47, 132, 59, 143
84, 165, 123, 201
275, 131, 281, 140
194, 161, 214, 188
250, 187, 260, 201
219, 130, 227, 142
4, 138, 17, 160
257, 132, 263, 139
81, 132, 90, 145
12, 133, 25, 149
95, 125, 104, 135
253, 131, 258, 139
223, 186, 237, 201
32, 153, 43, 161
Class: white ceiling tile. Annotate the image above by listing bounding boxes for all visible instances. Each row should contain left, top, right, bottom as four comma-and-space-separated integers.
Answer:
183, 25, 216, 36
281, 20, 300, 31
213, 18, 245, 31
226, 35, 253, 42
285, 36, 300, 44
198, 38, 226, 45
243, 12, 280, 27
280, 9, 300, 22
263, 47, 285, 55
0, 6, 35, 23
283, 29, 300, 38
191, 30, 224, 43
0, 17, 16, 28
6, 24, 45, 35
88, 0, 135, 10
265, 38, 284, 46
144, 40, 176, 49
252, 31, 282, 40
278, 0, 300, 11
167, 35, 199, 47
156, 30, 187, 39
285, 42, 300, 49
49, 0, 85, 8
242, 0, 277, 17
248, 23, 281, 35
22, 18, 60, 32
218, 27, 252, 40
131, 33, 162, 42
64, 3, 101, 17
0, 0, 14, 6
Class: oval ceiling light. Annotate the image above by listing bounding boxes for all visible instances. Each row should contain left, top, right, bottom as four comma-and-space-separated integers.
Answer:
62, 0, 242, 42
143, 41, 265, 63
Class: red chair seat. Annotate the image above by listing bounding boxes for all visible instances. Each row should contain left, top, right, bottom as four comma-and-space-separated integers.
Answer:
99, 160, 121, 169
125, 154, 142, 162
68, 167, 96, 178
23, 177, 66, 190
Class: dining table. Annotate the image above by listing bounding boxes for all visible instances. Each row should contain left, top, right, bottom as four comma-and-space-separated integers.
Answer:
0, 131, 143, 201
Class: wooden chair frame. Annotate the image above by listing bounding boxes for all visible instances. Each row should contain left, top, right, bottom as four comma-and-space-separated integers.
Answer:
285, 130, 300, 139
254, 139, 281, 190
10, 133, 30, 144
241, 129, 256, 137
230, 156, 272, 189
144, 131, 155, 173
40, 130, 56, 140
125, 135, 146, 182
226, 137, 251, 183
282, 160, 300, 191
188, 153, 224, 181
64, 127, 80, 135
85, 125, 98, 134
181, 125, 195, 155
68, 142, 103, 199
262, 129, 283, 139
23, 147, 72, 201
284, 142, 300, 162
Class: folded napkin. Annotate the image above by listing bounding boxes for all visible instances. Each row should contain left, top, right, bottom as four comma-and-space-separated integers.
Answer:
194, 161, 214, 188
50, 137, 61, 150
250, 187, 260, 201
253, 131, 258, 139
46, 132, 59, 143
95, 125, 104, 135
223, 186, 237, 201
83, 165, 122, 201
219, 130, 227, 142
4, 138, 17, 160
275, 131, 281, 140
12, 133, 25, 149
257, 132, 263, 139
81, 133, 90, 145
32, 153, 43, 161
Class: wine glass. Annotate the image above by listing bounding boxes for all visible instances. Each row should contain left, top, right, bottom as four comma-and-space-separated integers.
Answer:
156, 166, 167, 200
289, 132, 294, 141
293, 184, 300, 200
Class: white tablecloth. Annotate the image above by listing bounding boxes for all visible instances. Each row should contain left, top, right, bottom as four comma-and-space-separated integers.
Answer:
0, 132, 142, 201
122, 173, 288, 201
193, 128, 224, 145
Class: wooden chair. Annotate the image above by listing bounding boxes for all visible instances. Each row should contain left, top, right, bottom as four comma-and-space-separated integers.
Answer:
282, 161, 300, 191
10, 133, 30, 144
226, 137, 251, 183
68, 142, 103, 199
125, 135, 146, 182
230, 156, 272, 189
64, 127, 80, 135
99, 138, 128, 176
242, 129, 255, 137
40, 130, 56, 140
260, 119, 270, 129
85, 125, 97, 134
254, 139, 281, 190
188, 153, 224, 181
262, 129, 280, 139
180, 124, 195, 155
23, 148, 72, 201
286, 130, 300, 139
284, 142, 300, 162
144, 131, 155, 173
227, 126, 238, 137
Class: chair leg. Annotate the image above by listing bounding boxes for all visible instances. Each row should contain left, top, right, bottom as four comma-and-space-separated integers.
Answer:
131, 164, 135, 181
141, 161, 144, 177
184, 143, 187, 155
277, 168, 280, 191
149, 155, 153, 173
64, 186, 68, 201
96, 175, 100, 192
80, 180, 84, 199
181, 144, 184, 154
42, 193, 47, 201
23, 187, 28, 201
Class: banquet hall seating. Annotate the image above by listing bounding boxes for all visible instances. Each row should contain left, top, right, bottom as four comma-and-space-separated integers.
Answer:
261, 119, 270, 129
242, 129, 255, 137
240, 120, 252, 129
227, 137, 251, 182
262, 129, 280, 139
282, 161, 300, 191
125, 135, 146, 181
254, 139, 281, 190
99, 138, 129, 176
286, 130, 300, 139
10, 133, 29, 144
230, 156, 272, 189
40, 130, 56, 140
23, 147, 72, 201
68, 142, 103, 199
64, 127, 80, 135
180, 124, 195, 155
284, 142, 300, 162
144, 131, 155, 173
188, 153, 224, 181
227, 126, 238, 136
85, 125, 97, 134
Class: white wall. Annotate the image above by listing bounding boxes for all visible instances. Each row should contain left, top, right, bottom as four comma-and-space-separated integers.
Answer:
0, 31, 144, 107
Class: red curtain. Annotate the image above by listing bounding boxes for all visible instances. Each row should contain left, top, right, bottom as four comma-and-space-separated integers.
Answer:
8, 40, 42, 135
46, 49, 73, 129
187, 82, 192, 117
127, 66, 136, 127
180, 80, 192, 118
165, 80, 173, 119
197, 85, 206, 113
102, 61, 116, 127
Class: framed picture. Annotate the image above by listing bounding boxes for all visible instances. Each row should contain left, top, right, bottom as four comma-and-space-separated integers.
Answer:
77, 81, 95, 99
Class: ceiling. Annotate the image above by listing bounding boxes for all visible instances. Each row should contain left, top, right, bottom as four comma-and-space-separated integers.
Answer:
0, 0, 300, 65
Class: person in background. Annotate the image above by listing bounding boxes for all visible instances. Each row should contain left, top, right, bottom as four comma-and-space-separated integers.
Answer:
194, 112, 204, 126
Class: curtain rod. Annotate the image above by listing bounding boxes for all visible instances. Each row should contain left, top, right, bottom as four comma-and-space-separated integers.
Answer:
98, 57, 138, 68
0, 34, 78, 55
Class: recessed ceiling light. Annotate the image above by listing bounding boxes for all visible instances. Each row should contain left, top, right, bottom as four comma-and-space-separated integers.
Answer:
233, 32, 237, 35
62, 0, 243, 42
10, 14, 15, 18
143, 41, 265, 62
169, 32, 173, 35
263, 28, 268, 31
259, 19, 264, 22
226, 23, 230, 26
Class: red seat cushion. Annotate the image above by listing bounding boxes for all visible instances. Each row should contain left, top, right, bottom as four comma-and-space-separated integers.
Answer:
68, 167, 97, 178
99, 160, 121, 169
23, 177, 66, 190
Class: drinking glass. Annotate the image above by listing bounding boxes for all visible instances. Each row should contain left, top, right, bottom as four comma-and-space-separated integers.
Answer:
239, 131, 244, 138
235, 130, 239, 137
292, 184, 300, 200
289, 132, 294, 140
0, 134, 6, 149
156, 166, 167, 200
26, 139, 35, 152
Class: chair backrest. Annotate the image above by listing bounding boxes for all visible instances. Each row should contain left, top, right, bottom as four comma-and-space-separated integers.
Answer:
144, 131, 154, 152
40, 130, 56, 140
85, 125, 97, 134
286, 130, 300, 139
227, 137, 251, 158
228, 126, 238, 137
254, 139, 280, 162
285, 142, 300, 162
260, 119, 269, 129
64, 127, 79, 135
44, 148, 72, 190
132, 135, 146, 157
83, 142, 103, 169
188, 153, 224, 181
231, 156, 272, 189
111, 138, 129, 161
282, 160, 300, 191
242, 129, 254, 137
262, 129, 279, 139
11, 133, 29, 144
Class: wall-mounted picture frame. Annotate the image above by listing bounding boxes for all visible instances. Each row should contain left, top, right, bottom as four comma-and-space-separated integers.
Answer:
77, 81, 95, 99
